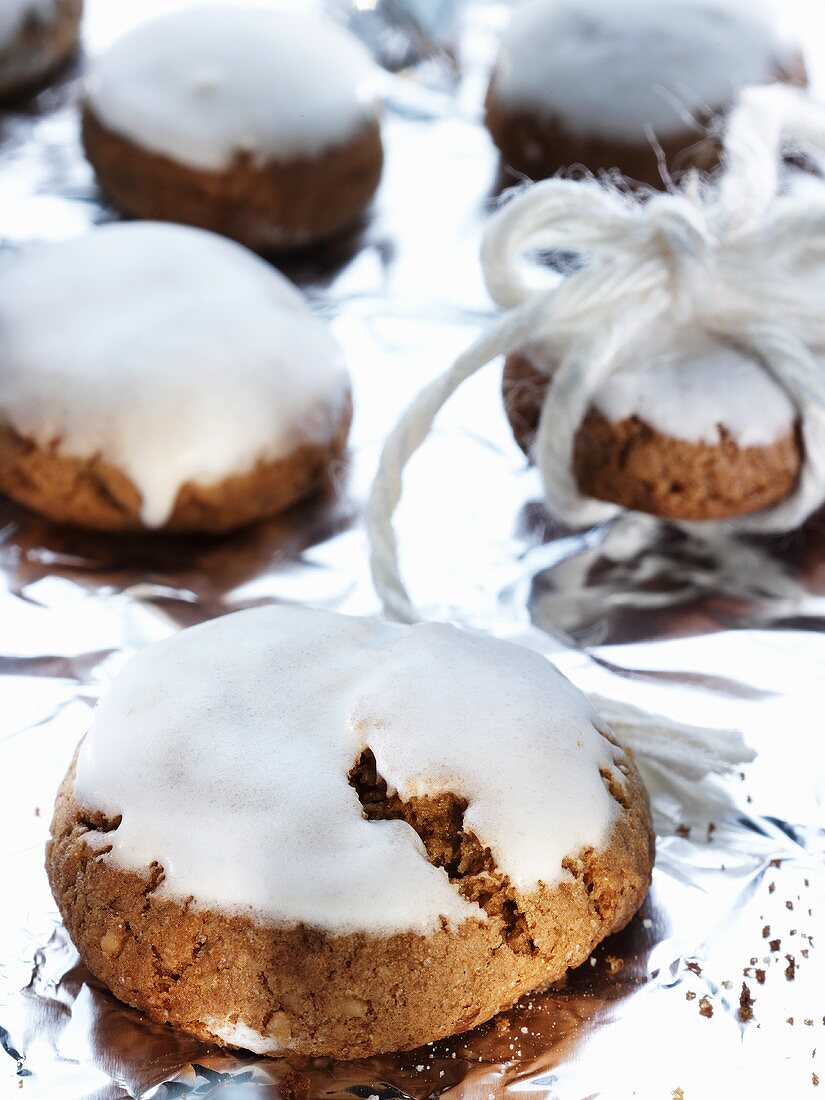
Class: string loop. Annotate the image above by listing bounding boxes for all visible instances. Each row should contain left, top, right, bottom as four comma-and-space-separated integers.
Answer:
366, 83, 825, 623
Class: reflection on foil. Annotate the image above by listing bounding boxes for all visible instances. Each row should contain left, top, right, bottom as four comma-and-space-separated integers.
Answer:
338, 0, 460, 75
528, 510, 825, 646
0, 0, 823, 1097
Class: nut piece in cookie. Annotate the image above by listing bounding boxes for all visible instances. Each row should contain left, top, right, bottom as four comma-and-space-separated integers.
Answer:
82, 7, 383, 252
503, 335, 802, 521
0, 0, 82, 102
485, 0, 806, 187
47, 605, 654, 1060
0, 222, 352, 533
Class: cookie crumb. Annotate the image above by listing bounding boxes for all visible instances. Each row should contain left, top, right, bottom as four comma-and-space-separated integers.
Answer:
699, 996, 713, 1018
280, 1071, 311, 1100
738, 983, 755, 1022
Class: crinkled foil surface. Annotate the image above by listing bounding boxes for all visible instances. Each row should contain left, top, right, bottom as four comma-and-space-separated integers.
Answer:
1, 1, 824, 1097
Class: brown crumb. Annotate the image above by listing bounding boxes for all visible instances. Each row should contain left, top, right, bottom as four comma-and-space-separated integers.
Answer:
605, 956, 624, 974
762, 925, 771, 938
786, 955, 797, 981
676, 824, 691, 838
686, 961, 702, 975
814, 1073, 819, 1087
673, 1090, 685, 1100
770, 859, 782, 868
787, 901, 795, 911
686, 991, 696, 1001
770, 939, 781, 953
755, 969, 766, 985
769, 882, 775, 894
706, 823, 716, 840
699, 995, 713, 1018
279, 1070, 311, 1100
738, 983, 755, 1022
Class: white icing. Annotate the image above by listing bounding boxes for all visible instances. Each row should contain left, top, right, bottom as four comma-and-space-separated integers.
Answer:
0, 222, 350, 526
0, 0, 59, 48
492, 0, 795, 142
203, 1018, 280, 1055
588, 333, 796, 446
73, 606, 622, 935
86, 6, 379, 170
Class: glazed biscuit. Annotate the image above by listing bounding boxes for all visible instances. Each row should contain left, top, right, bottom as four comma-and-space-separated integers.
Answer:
83, 7, 383, 252
47, 606, 654, 1059
485, 0, 806, 187
503, 343, 802, 521
0, 223, 352, 533
0, 0, 82, 102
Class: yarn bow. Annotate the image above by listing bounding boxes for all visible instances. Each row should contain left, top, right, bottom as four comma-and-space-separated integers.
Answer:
367, 83, 825, 624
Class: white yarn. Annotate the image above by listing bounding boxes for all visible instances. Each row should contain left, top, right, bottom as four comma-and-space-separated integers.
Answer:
591, 694, 753, 783
366, 84, 825, 626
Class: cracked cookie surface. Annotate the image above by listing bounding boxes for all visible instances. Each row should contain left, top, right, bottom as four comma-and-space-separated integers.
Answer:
47, 605, 653, 1059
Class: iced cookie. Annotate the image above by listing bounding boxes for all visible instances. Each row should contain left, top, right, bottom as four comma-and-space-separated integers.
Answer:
0, 0, 82, 101
47, 605, 653, 1060
0, 223, 352, 533
82, 6, 383, 252
485, 0, 806, 187
503, 334, 802, 521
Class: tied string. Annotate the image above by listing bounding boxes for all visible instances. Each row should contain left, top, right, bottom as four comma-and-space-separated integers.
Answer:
367, 83, 825, 626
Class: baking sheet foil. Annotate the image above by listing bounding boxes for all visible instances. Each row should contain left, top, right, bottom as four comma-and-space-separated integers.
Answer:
1, 1, 824, 1096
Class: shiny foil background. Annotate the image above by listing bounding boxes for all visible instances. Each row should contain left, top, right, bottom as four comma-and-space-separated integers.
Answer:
1, 1, 824, 1096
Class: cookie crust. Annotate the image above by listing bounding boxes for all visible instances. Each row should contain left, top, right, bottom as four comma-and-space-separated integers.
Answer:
503, 352, 801, 521
82, 107, 383, 253
48, 738, 652, 1060
0, 0, 82, 102
485, 55, 806, 187
0, 397, 351, 534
